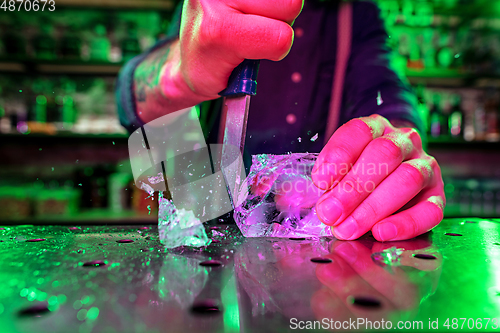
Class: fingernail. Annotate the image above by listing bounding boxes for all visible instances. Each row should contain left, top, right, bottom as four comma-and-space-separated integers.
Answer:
375, 222, 398, 242
333, 218, 357, 240
317, 198, 342, 226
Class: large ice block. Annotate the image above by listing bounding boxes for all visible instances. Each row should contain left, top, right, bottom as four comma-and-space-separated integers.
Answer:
234, 153, 333, 238
158, 193, 211, 248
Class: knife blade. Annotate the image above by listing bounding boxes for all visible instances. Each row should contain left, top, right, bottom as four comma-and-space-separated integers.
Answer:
219, 59, 260, 208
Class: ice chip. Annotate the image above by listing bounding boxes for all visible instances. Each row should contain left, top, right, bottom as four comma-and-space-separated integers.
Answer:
234, 153, 332, 238
371, 246, 403, 268
140, 182, 155, 195
148, 172, 165, 185
158, 193, 211, 248
310, 133, 318, 142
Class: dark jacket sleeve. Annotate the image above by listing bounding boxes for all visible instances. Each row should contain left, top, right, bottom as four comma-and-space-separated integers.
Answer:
115, 2, 183, 133
341, 1, 425, 135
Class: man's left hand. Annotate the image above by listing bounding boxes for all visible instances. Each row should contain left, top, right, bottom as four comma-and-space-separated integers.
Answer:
312, 114, 445, 241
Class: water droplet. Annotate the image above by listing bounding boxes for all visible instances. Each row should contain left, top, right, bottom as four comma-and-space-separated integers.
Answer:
199, 260, 222, 267
376, 90, 383, 106
82, 260, 106, 267
310, 257, 332, 264
289, 237, 306, 241
26, 238, 46, 242
112, 141, 115, 145
445, 233, 462, 236
116, 239, 134, 243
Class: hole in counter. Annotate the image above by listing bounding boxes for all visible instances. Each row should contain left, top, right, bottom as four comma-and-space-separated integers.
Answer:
26, 239, 46, 242
494, 243, 500, 246
413, 254, 437, 260
199, 260, 222, 267
310, 257, 333, 264
349, 296, 382, 308
18, 303, 50, 317
445, 233, 462, 236
191, 300, 221, 315
289, 237, 306, 241
116, 239, 134, 243
82, 260, 106, 267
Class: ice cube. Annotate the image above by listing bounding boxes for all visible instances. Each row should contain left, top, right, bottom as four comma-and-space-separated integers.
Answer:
158, 193, 211, 248
234, 153, 332, 238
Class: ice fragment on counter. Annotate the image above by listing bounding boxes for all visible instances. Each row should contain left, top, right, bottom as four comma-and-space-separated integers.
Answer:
234, 153, 332, 238
371, 246, 403, 267
158, 193, 211, 248
310, 133, 318, 142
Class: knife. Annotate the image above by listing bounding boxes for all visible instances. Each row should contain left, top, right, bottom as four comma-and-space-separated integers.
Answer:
219, 59, 260, 209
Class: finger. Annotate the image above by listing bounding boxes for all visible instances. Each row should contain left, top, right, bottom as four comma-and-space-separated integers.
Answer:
332, 158, 435, 240
312, 115, 392, 191
372, 192, 445, 242
213, 13, 295, 61
371, 159, 444, 242
227, 0, 304, 25
316, 129, 418, 226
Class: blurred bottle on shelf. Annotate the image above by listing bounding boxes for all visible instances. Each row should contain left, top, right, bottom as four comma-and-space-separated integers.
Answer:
2, 26, 26, 59
428, 93, 445, 137
448, 94, 463, 138
485, 92, 500, 142
90, 24, 111, 62
32, 24, 57, 60
60, 24, 82, 60
121, 22, 141, 62
473, 96, 487, 141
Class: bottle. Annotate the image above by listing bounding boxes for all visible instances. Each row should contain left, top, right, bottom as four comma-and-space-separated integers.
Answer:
60, 24, 82, 59
90, 24, 111, 62
121, 22, 141, 62
428, 93, 443, 137
449, 94, 464, 138
474, 96, 486, 141
485, 93, 500, 142
33, 24, 56, 60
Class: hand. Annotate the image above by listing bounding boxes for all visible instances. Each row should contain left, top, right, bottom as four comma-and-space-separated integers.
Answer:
311, 114, 445, 241
164, 0, 303, 101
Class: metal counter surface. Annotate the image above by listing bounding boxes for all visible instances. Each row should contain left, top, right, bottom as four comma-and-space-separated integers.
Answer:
0, 218, 499, 332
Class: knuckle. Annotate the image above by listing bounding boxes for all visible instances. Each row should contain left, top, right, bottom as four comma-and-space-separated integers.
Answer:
373, 138, 403, 161
347, 118, 373, 137
398, 162, 426, 188
360, 200, 379, 219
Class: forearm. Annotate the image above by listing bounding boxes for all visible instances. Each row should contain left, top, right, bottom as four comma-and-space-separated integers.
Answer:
133, 39, 211, 124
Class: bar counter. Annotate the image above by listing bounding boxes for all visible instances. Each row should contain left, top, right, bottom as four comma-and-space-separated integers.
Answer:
0, 218, 499, 332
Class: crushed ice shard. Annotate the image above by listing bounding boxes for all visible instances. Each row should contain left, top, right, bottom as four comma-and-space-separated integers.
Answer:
158, 193, 211, 249
371, 246, 403, 267
234, 153, 332, 238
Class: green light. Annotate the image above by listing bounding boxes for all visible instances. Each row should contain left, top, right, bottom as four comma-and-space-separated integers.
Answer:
86, 307, 99, 320
19, 90, 22, 93
77, 309, 87, 321
36, 95, 47, 105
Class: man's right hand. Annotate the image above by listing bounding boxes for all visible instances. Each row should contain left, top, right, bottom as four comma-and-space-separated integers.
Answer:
174, 0, 303, 99
135, 0, 303, 123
